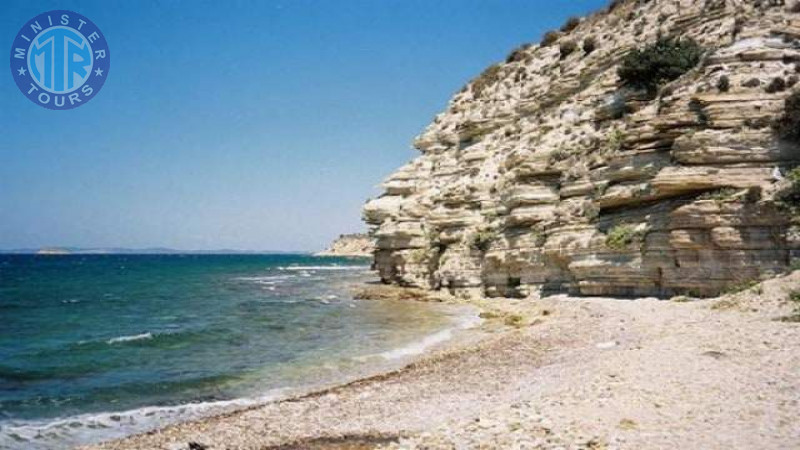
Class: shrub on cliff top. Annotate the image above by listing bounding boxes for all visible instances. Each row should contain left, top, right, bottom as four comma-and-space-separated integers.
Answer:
471, 64, 503, 98
561, 17, 581, 33
541, 30, 561, 47
506, 43, 533, 63
608, 0, 625, 12
774, 91, 800, 143
617, 37, 703, 97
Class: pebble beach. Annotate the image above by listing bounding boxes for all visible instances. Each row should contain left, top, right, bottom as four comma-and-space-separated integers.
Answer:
88, 272, 800, 450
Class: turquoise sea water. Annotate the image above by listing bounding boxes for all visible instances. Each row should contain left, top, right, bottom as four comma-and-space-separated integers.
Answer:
0, 254, 475, 449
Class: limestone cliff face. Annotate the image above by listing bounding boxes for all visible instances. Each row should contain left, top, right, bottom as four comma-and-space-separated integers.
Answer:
317, 233, 375, 257
364, 0, 800, 298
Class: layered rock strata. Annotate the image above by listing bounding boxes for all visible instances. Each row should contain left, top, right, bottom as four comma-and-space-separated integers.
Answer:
364, 0, 800, 297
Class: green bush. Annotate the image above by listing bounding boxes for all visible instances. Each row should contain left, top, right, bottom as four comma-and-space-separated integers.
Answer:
782, 290, 800, 320
561, 17, 581, 33
607, 128, 626, 151
745, 186, 762, 203
617, 37, 703, 96
608, 0, 625, 11
723, 279, 761, 295
776, 167, 800, 208
541, 30, 561, 47
688, 98, 710, 126
717, 75, 730, 92
468, 228, 497, 252
766, 77, 787, 93
583, 36, 597, 54
560, 40, 578, 59
697, 187, 738, 202
506, 43, 532, 63
774, 92, 800, 143
471, 64, 503, 98
605, 224, 648, 250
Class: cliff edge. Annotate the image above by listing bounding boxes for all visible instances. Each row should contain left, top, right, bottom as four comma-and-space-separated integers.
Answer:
364, 0, 800, 298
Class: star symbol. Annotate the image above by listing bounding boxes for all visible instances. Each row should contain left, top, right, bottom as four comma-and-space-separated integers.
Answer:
17, 67, 26, 76
94, 68, 103, 77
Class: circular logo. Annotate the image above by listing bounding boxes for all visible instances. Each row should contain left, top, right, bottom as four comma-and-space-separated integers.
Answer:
9, 10, 110, 110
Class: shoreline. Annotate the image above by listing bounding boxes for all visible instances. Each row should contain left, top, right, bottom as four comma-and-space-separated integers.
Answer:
1, 296, 480, 450
89, 272, 800, 449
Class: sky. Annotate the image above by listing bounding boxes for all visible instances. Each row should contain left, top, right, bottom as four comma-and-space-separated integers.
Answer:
0, 0, 608, 252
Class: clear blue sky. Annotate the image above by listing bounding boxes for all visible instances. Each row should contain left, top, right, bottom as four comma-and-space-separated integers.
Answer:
1, 0, 607, 252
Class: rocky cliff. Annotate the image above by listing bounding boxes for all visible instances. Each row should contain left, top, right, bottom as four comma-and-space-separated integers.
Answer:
363, 0, 800, 298
317, 233, 375, 257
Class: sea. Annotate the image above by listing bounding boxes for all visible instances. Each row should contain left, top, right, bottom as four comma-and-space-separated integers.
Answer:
0, 254, 478, 449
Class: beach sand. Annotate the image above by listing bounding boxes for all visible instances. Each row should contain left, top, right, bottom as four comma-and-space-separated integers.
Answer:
87, 272, 800, 450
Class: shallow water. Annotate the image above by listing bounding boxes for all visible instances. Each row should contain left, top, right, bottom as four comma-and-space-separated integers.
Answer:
0, 254, 476, 449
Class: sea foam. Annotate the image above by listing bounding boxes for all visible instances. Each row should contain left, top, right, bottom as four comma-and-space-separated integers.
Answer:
106, 333, 153, 344
278, 265, 367, 271
354, 310, 483, 362
0, 390, 288, 450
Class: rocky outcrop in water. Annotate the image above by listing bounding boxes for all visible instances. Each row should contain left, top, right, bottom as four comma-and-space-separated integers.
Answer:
364, 0, 800, 298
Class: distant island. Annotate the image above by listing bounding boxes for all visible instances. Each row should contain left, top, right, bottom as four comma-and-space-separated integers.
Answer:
35, 247, 72, 255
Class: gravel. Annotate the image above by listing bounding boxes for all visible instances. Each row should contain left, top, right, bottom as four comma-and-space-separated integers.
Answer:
88, 272, 800, 450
